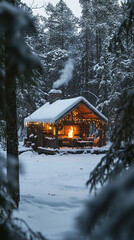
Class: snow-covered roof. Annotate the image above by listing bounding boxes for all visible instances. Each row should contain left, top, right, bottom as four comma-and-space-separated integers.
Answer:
24, 96, 108, 125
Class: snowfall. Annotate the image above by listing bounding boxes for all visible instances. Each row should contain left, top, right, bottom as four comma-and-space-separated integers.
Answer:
13, 147, 107, 240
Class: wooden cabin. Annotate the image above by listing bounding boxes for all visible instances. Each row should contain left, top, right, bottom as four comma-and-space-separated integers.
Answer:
24, 90, 108, 149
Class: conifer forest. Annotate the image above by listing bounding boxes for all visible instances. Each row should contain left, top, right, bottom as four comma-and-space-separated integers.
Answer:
0, 0, 134, 240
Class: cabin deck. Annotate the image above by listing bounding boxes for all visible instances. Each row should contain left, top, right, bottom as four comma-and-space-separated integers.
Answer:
36, 146, 108, 155
20, 140, 110, 155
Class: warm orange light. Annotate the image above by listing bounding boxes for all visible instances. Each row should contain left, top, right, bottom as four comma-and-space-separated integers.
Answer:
34, 122, 40, 125
68, 127, 74, 138
49, 126, 52, 130
24, 122, 28, 127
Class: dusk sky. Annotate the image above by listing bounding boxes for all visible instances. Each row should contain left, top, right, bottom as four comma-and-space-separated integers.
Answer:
22, 0, 82, 17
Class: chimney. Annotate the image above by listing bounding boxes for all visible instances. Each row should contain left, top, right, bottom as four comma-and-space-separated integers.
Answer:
49, 89, 62, 104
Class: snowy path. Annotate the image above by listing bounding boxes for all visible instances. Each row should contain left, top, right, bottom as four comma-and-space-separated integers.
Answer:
16, 151, 104, 240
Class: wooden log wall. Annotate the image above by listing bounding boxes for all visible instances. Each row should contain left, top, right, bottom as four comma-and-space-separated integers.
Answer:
37, 124, 43, 147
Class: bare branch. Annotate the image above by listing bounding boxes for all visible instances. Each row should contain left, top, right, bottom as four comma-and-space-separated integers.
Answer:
30, 0, 45, 10
30, 0, 35, 9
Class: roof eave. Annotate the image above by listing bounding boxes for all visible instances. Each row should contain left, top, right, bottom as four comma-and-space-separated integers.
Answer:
55, 100, 108, 124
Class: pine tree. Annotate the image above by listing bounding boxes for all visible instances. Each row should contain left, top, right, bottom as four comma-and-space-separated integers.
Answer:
43, 0, 79, 97
16, 13, 48, 138
79, 0, 94, 101
92, 0, 121, 62
0, 1, 40, 205
87, 0, 134, 191
95, 0, 134, 136
79, 0, 121, 105
45, 0, 78, 51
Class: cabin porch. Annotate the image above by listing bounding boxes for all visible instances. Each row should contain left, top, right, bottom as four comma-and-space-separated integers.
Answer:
24, 120, 106, 150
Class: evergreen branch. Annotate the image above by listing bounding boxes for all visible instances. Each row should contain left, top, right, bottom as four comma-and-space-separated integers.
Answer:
87, 88, 134, 191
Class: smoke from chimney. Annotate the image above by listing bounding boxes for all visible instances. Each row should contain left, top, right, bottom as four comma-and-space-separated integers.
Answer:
53, 59, 74, 89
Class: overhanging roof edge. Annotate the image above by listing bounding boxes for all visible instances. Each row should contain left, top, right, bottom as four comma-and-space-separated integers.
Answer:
55, 99, 108, 124
24, 96, 108, 125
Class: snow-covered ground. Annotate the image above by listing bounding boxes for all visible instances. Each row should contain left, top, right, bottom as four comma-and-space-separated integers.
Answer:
15, 151, 105, 240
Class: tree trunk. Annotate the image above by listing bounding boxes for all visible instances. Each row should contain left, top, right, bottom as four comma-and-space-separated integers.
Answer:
85, 28, 89, 99
96, 30, 99, 63
61, 2, 65, 50
5, 0, 19, 206
5, 58, 20, 206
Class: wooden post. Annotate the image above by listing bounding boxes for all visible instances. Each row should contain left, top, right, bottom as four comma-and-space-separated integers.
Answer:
85, 123, 89, 139
36, 123, 43, 147
40, 123, 43, 147
99, 124, 102, 147
80, 123, 84, 139
103, 124, 106, 145
55, 125, 58, 149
